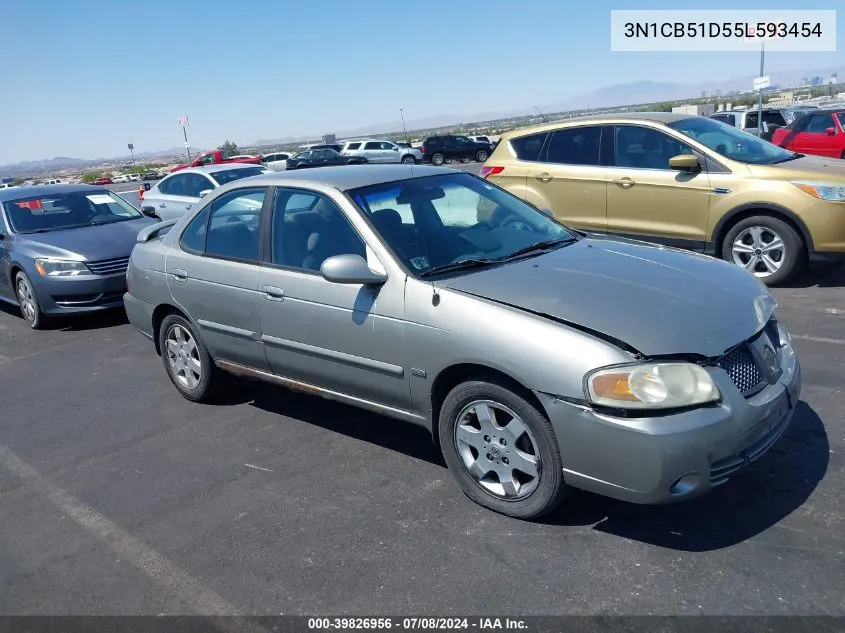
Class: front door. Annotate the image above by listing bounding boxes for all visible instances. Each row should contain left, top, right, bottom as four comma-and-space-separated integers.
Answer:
605, 124, 711, 250
524, 125, 608, 233
798, 113, 840, 158
257, 188, 410, 411
166, 186, 270, 371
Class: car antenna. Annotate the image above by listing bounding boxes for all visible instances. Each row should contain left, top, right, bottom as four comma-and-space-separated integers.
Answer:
533, 106, 550, 123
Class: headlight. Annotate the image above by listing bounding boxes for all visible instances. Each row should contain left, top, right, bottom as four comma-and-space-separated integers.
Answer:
34, 259, 88, 277
586, 362, 720, 410
792, 181, 845, 202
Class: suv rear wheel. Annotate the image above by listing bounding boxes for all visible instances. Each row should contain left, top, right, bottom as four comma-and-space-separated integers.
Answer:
401, 155, 416, 165
431, 152, 445, 166
721, 215, 805, 286
475, 149, 489, 162
438, 378, 570, 519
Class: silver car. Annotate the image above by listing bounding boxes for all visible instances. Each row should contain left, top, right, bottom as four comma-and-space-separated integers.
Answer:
124, 165, 801, 520
140, 163, 271, 221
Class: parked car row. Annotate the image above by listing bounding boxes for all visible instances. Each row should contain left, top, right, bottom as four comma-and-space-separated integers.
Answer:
0, 112, 815, 521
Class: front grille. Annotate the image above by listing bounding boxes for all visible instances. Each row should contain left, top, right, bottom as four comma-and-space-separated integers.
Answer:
85, 256, 130, 276
717, 345, 764, 394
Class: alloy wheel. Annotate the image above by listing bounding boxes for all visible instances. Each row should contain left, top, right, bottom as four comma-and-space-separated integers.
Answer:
731, 226, 786, 278
453, 400, 540, 499
166, 324, 202, 389
16, 277, 37, 323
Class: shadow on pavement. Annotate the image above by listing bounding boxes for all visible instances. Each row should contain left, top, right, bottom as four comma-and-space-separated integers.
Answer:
0, 302, 129, 331
543, 400, 829, 551
783, 260, 845, 288
248, 380, 828, 551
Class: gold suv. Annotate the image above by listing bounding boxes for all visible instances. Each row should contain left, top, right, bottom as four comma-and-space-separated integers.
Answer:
480, 112, 845, 285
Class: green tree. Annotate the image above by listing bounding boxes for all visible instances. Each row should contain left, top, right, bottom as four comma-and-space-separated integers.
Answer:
218, 140, 239, 156
81, 172, 105, 183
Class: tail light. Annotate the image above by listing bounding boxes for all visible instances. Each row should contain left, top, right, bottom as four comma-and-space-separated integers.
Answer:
479, 166, 504, 180
421, 145, 427, 154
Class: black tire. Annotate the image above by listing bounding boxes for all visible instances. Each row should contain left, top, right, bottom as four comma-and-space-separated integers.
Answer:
401, 155, 416, 165
438, 378, 570, 520
475, 149, 489, 162
721, 215, 805, 286
431, 153, 445, 166
158, 314, 226, 403
15, 271, 44, 329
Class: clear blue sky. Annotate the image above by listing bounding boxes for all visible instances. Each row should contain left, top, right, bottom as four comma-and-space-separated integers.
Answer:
0, 0, 841, 164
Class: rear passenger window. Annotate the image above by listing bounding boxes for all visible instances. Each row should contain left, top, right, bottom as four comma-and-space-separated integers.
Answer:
364, 142, 381, 150
204, 187, 266, 262
545, 127, 602, 166
510, 132, 548, 161
180, 207, 210, 253
346, 143, 362, 150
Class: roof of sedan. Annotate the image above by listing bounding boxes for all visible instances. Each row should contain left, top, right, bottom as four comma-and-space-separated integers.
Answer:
248, 164, 459, 190
0, 183, 109, 202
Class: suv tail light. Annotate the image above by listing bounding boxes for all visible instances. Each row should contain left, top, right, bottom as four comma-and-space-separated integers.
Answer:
479, 166, 504, 180
421, 145, 427, 154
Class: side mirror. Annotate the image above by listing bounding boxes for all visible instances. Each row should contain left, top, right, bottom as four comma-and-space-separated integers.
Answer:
668, 154, 701, 172
393, 147, 399, 151
199, 189, 212, 198
826, 127, 836, 136
320, 254, 387, 285
538, 207, 554, 218
143, 183, 151, 191
141, 207, 160, 219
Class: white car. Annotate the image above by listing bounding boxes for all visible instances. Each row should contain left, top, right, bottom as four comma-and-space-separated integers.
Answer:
341, 139, 422, 164
261, 152, 292, 171
139, 163, 271, 221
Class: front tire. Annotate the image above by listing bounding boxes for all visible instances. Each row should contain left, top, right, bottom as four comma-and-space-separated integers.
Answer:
15, 271, 43, 329
721, 215, 805, 286
159, 314, 226, 403
438, 379, 570, 519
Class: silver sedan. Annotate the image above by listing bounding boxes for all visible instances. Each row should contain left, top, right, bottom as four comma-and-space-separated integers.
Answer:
124, 165, 801, 520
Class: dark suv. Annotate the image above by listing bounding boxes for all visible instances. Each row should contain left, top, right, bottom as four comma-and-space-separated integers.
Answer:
421, 135, 491, 165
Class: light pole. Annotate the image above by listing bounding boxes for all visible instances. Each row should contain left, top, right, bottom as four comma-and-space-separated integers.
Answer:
399, 108, 409, 142
178, 116, 192, 162
127, 143, 135, 166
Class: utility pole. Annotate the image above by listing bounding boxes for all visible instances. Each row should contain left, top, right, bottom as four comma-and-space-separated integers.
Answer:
178, 116, 192, 162
399, 108, 409, 142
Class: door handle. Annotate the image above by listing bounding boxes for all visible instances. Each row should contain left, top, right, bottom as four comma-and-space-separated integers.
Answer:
613, 177, 635, 188
171, 269, 188, 281
263, 285, 284, 301
534, 172, 553, 183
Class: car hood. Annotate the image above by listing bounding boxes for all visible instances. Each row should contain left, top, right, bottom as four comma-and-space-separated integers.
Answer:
16, 217, 155, 261
748, 154, 845, 180
440, 235, 774, 358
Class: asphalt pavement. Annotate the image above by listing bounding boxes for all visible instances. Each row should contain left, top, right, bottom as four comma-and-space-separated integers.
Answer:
0, 181, 843, 616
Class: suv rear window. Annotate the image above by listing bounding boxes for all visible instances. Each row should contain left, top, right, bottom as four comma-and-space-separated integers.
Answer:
509, 132, 548, 162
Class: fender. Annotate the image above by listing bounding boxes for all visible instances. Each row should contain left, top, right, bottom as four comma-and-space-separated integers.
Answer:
708, 202, 814, 256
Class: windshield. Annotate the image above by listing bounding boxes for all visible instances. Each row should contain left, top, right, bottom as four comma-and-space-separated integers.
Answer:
667, 116, 796, 164
348, 173, 574, 278
210, 166, 268, 185
4, 190, 142, 234
837, 113, 845, 130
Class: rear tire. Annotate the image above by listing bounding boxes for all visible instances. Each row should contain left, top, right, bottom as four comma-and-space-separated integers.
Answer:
721, 215, 805, 286
159, 314, 227, 403
431, 153, 445, 166
401, 155, 416, 165
438, 378, 570, 520
475, 150, 489, 162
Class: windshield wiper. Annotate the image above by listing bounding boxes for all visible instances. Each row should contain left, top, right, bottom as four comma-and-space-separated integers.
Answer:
418, 258, 498, 278
496, 236, 579, 261
20, 228, 53, 234
771, 153, 804, 164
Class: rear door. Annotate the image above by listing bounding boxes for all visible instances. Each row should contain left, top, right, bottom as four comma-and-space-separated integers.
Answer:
166, 186, 270, 371
361, 141, 386, 163
524, 125, 608, 232
478, 131, 549, 223
605, 124, 711, 250
148, 173, 198, 221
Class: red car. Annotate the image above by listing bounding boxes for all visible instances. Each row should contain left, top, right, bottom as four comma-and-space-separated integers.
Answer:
772, 108, 845, 160
92, 176, 113, 185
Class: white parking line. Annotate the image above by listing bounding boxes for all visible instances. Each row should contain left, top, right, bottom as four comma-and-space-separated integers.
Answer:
0, 442, 243, 617
793, 334, 845, 346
